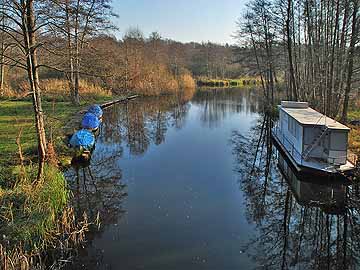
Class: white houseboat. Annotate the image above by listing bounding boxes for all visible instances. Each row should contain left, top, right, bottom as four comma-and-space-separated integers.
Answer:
272, 101, 357, 174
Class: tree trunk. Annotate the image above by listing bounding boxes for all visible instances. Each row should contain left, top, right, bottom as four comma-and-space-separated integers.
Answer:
0, 44, 4, 96
286, 0, 298, 101
261, 7, 275, 104
248, 22, 266, 96
341, 0, 358, 123
327, 0, 340, 116
73, 0, 81, 105
23, 0, 47, 180
65, 0, 75, 102
0, 12, 4, 96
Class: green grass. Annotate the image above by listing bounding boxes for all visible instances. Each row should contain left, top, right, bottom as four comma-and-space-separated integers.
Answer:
0, 94, 114, 258
0, 164, 69, 249
0, 96, 113, 166
348, 110, 360, 121
0, 100, 77, 165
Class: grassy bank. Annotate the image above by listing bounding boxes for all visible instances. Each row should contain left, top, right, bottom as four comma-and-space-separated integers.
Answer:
0, 94, 113, 166
0, 164, 92, 270
0, 93, 113, 269
348, 109, 360, 157
0, 165, 68, 248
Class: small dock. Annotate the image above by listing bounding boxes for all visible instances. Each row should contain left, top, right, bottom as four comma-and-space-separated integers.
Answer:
100, 95, 138, 109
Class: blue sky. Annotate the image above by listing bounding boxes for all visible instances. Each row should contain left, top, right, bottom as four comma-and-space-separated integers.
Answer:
112, 0, 247, 44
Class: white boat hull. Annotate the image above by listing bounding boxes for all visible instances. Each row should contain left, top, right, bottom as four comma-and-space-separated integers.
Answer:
272, 128, 355, 174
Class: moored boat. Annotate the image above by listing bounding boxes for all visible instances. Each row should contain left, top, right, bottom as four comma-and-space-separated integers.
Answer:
87, 104, 103, 122
81, 112, 101, 132
68, 129, 96, 158
272, 101, 357, 174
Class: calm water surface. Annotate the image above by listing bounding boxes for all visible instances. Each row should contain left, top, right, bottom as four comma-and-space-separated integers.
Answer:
65, 89, 357, 270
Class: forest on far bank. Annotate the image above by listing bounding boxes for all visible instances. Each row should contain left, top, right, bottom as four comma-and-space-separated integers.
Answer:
0, 23, 250, 100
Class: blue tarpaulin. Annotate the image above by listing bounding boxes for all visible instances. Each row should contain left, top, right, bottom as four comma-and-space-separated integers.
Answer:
88, 104, 103, 118
81, 112, 100, 130
69, 129, 95, 150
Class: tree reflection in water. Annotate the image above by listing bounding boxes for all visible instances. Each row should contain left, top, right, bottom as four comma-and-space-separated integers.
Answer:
192, 88, 260, 128
100, 94, 191, 155
64, 148, 127, 268
231, 113, 360, 270
64, 93, 193, 268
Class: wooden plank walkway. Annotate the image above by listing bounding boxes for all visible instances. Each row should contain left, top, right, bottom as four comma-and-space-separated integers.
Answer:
100, 95, 139, 109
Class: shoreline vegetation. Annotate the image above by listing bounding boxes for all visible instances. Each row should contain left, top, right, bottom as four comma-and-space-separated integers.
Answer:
0, 165, 93, 270
0, 92, 112, 269
196, 77, 262, 88
348, 102, 360, 157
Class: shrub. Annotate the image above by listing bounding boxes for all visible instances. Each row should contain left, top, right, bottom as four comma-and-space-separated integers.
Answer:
179, 73, 196, 90
0, 85, 17, 99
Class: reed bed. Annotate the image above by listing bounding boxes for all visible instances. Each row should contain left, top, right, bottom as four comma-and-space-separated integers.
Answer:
0, 165, 96, 270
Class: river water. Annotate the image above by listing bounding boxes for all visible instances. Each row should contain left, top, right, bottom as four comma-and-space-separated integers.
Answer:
65, 89, 358, 270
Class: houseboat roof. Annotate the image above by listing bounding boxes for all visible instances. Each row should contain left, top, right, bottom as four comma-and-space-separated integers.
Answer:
280, 101, 349, 130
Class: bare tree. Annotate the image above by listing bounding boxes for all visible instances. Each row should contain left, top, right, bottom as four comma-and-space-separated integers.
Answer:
237, 0, 360, 117
341, 0, 359, 123
0, 0, 47, 180
235, 0, 280, 104
44, 0, 116, 105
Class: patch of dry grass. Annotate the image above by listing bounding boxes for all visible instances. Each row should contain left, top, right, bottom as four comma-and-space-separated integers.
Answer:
349, 125, 360, 156
179, 73, 196, 90
0, 85, 18, 98
7, 79, 112, 102
41, 79, 112, 101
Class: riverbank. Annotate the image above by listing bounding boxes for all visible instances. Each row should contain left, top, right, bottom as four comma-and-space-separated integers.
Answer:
0, 95, 114, 269
0, 95, 115, 165
348, 109, 360, 157
196, 77, 261, 88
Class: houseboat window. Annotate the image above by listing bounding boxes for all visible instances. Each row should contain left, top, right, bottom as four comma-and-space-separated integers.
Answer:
288, 117, 293, 135
304, 127, 321, 145
281, 112, 287, 129
288, 116, 299, 140
330, 131, 347, 151
295, 124, 300, 140
304, 127, 313, 144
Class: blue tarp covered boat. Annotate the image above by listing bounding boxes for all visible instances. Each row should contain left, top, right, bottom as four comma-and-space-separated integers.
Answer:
69, 129, 95, 151
88, 104, 103, 119
81, 112, 100, 130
